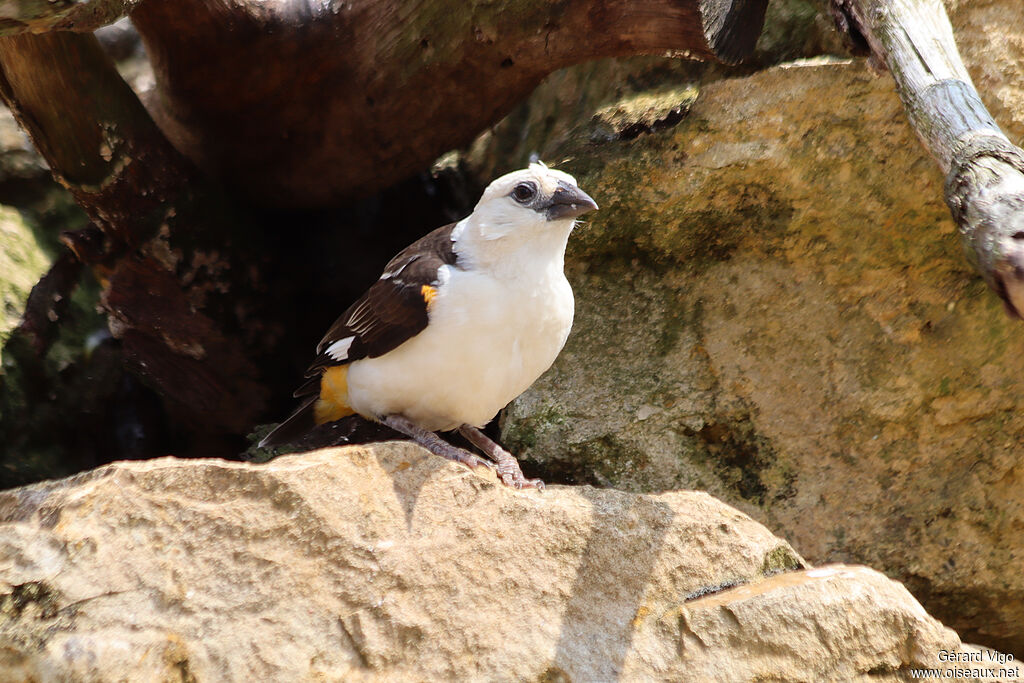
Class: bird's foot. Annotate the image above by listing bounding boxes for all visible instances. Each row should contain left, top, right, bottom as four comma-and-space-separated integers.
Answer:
382, 414, 492, 470
494, 457, 545, 490
458, 424, 545, 491
451, 448, 495, 470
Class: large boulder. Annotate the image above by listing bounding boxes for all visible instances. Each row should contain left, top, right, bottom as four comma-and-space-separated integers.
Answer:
468, 0, 1024, 656
0, 445, 988, 681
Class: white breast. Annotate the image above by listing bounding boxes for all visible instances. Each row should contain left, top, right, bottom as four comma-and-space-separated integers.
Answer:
345, 263, 574, 431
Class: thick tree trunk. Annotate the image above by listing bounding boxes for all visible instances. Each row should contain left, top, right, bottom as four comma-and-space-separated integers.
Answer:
830, 0, 1024, 319
0, 31, 269, 434
0, 32, 186, 248
130, 0, 769, 207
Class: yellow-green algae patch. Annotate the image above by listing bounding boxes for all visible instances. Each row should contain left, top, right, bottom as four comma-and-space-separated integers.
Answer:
0, 206, 51, 347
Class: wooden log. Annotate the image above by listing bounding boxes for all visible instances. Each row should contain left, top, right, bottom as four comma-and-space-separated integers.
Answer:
13, 250, 82, 357
0, 31, 269, 433
131, 0, 769, 206
831, 0, 1024, 318
0, 31, 188, 250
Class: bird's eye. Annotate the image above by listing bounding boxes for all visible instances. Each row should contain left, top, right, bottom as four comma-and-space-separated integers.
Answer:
511, 182, 537, 203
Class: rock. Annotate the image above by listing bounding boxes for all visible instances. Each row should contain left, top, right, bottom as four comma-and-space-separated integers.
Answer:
0, 109, 48, 186
674, 565, 968, 682
0, 444, 985, 681
0, 207, 49, 347
469, 4, 1024, 656
946, 0, 1024, 144
462, 0, 850, 186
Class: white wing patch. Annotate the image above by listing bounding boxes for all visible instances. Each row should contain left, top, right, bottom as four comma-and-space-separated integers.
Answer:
326, 336, 355, 362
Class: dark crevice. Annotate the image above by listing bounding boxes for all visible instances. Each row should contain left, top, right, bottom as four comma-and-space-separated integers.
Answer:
682, 419, 792, 505
614, 104, 690, 141
827, 0, 872, 56
684, 578, 744, 602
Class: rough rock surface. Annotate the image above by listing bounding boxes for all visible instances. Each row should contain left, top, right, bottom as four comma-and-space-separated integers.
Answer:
0, 444, 981, 681
0, 207, 49, 346
946, 0, 1024, 144
0, 107, 52, 346
472, 1, 1024, 656
0, 110, 48, 186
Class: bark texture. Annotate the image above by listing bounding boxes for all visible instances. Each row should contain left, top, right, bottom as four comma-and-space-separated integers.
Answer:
131, 0, 768, 206
830, 0, 1024, 318
0, 32, 269, 436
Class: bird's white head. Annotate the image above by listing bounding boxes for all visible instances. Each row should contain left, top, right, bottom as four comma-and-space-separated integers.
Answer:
467, 162, 598, 242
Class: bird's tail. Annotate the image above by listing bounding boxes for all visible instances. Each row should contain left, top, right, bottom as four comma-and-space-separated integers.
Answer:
258, 396, 318, 448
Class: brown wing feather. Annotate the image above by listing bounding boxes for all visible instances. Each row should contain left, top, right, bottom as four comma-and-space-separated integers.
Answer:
296, 222, 460, 396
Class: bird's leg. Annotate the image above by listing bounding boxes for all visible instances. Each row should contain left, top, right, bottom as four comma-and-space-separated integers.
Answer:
458, 425, 545, 491
381, 414, 492, 470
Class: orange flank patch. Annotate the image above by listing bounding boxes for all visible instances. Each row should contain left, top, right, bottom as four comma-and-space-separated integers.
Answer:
421, 284, 438, 309
314, 365, 355, 424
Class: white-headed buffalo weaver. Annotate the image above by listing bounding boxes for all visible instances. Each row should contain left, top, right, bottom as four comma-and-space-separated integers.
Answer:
260, 163, 598, 489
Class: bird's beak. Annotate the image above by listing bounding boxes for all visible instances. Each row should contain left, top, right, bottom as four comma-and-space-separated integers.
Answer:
545, 182, 599, 221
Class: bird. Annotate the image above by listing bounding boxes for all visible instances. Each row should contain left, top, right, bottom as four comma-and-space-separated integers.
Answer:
259, 163, 598, 488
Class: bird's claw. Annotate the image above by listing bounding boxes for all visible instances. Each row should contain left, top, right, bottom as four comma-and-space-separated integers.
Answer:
496, 461, 545, 490
471, 453, 496, 470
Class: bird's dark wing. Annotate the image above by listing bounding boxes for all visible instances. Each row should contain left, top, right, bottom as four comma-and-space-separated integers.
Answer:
296, 222, 460, 397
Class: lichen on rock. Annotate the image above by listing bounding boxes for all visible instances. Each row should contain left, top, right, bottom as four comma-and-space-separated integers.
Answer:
0, 207, 50, 347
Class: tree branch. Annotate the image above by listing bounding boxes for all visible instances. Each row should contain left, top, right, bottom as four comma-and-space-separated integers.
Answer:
0, 31, 269, 433
14, 249, 82, 357
131, 0, 769, 206
831, 0, 1024, 319
0, 31, 187, 250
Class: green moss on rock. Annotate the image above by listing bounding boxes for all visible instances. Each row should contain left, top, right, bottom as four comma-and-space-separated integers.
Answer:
761, 544, 805, 576
0, 206, 50, 347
